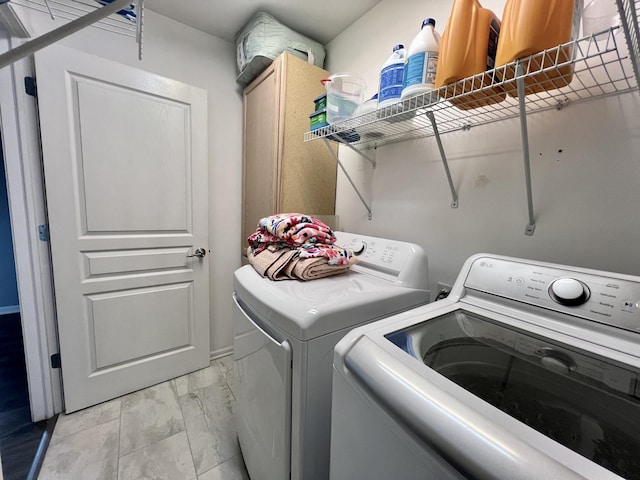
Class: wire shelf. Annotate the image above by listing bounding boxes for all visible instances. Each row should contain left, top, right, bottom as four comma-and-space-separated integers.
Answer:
304, 2, 640, 149
10, 0, 137, 37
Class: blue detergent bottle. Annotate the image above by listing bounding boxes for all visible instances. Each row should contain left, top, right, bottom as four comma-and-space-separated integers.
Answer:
401, 18, 441, 104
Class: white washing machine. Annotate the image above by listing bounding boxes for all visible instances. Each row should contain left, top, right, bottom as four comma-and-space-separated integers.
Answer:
232, 231, 431, 480
331, 253, 640, 480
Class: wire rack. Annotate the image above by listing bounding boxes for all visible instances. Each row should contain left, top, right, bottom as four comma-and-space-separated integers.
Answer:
304, 1, 640, 150
10, 0, 137, 37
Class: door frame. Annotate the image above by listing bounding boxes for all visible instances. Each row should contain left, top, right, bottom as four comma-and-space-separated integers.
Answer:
0, 34, 62, 421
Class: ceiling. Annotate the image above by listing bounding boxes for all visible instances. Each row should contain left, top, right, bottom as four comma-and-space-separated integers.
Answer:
145, 0, 383, 45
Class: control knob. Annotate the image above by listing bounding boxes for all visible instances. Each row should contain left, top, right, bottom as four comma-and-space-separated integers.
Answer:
351, 241, 366, 256
548, 278, 590, 306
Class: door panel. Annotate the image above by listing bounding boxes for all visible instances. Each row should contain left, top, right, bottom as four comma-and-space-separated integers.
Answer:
75, 78, 190, 232
90, 283, 193, 368
82, 247, 191, 276
35, 45, 209, 412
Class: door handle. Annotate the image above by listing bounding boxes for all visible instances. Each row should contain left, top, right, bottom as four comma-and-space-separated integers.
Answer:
187, 248, 207, 258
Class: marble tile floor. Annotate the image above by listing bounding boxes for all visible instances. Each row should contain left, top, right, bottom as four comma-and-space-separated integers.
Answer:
38, 355, 250, 480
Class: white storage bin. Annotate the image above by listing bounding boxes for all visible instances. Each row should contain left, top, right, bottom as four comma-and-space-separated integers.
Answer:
235, 12, 326, 86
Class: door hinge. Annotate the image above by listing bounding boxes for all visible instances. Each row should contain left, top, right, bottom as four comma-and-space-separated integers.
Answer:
24, 76, 37, 97
50, 353, 61, 369
38, 224, 49, 241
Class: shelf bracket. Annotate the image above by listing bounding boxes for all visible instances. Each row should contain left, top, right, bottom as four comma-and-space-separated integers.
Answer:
332, 135, 376, 168
516, 62, 536, 236
323, 138, 373, 220
425, 111, 458, 208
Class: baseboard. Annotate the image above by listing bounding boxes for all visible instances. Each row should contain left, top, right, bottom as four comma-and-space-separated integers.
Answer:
210, 346, 233, 361
0, 305, 20, 315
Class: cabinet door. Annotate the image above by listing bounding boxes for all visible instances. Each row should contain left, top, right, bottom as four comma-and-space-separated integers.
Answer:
242, 59, 281, 250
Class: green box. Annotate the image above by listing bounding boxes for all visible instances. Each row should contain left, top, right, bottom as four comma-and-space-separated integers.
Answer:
309, 109, 328, 130
313, 93, 327, 111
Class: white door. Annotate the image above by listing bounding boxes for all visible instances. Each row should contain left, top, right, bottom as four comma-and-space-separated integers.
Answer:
34, 45, 210, 413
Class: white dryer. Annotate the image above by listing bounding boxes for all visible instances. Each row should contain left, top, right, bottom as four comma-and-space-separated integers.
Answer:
331, 254, 640, 480
232, 231, 430, 480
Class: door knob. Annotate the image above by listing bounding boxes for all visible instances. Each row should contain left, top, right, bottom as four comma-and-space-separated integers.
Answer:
187, 248, 207, 258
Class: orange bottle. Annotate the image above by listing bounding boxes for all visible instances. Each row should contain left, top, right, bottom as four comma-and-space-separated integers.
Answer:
495, 0, 582, 96
435, 0, 505, 110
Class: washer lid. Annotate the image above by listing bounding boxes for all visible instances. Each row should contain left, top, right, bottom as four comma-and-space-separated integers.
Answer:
233, 265, 430, 341
353, 308, 640, 480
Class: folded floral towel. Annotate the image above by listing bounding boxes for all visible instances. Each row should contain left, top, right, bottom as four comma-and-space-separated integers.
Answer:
247, 213, 355, 280
248, 213, 351, 266
255, 213, 335, 246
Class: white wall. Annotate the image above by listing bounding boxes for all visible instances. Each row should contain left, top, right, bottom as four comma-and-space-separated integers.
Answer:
326, 0, 640, 294
8, 6, 243, 356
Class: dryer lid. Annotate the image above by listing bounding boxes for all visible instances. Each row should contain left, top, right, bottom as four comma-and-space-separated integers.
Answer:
233, 265, 430, 341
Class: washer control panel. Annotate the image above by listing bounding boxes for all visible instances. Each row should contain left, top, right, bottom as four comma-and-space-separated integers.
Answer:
464, 256, 640, 333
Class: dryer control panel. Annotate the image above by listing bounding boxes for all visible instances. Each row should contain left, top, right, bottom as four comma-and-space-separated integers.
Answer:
334, 232, 429, 291
464, 255, 640, 334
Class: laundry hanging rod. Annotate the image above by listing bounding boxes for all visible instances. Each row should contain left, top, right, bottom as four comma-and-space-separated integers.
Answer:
0, 0, 133, 69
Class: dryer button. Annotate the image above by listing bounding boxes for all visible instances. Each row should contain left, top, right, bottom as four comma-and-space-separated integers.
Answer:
549, 278, 590, 306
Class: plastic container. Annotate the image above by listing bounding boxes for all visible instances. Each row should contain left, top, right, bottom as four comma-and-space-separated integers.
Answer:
435, 0, 505, 110
582, 0, 619, 40
495, 0, 583, 97
401, 18, 441, 105
378, 44, 407, 108
321, 73, 366, 124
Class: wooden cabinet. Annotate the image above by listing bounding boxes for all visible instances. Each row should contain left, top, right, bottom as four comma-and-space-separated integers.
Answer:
242, 52, 337, 255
